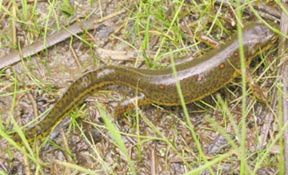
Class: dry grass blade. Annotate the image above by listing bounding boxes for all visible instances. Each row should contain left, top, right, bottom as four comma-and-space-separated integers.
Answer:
278, 2, 288, 174
0, 9, 126, 69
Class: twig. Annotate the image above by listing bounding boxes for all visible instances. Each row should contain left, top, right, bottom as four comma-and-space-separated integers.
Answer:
0, 9, 126, 69
284, 57, 288, 175
279, 2, 288, 174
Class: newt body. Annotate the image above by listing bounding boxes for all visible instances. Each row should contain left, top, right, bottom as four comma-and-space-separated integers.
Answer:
13, 22, 278, 142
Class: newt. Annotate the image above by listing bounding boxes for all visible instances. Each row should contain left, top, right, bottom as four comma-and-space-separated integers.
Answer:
11, 22, 278, 143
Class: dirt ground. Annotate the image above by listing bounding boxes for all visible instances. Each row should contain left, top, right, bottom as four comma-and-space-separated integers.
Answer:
0, 0, 282, 174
